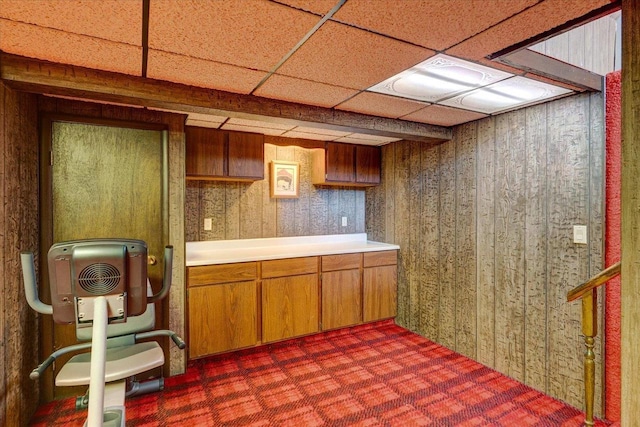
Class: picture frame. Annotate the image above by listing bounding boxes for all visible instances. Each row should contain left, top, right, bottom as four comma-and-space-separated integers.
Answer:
270, 160, 300, 199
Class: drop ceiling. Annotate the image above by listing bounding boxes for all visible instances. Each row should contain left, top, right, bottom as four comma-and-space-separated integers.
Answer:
0, 0, 617, 144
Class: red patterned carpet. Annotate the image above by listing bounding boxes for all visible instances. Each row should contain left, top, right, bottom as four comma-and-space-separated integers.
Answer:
30, 321, 609, 426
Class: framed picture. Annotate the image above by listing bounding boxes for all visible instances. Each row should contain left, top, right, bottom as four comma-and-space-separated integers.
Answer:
270, 160, 300, 198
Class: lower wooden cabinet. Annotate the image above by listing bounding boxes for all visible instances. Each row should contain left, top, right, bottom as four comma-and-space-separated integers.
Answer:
186, 250, 397, 358
363, 251, 398, 322
188, 280, 257, 358
262, 273, 319, 343
321, 253, 362, 330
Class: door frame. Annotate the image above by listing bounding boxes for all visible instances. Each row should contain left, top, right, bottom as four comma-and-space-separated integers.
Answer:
38, 113, 169, 401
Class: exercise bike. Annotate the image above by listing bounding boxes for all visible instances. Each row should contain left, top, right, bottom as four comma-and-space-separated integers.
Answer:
21, 239, 186, 427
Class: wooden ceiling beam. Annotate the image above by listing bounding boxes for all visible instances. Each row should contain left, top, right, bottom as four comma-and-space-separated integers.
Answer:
0, 53, 451, 143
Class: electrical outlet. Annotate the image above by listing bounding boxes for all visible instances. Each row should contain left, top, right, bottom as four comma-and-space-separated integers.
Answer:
573, 225, 587, 244
204, 218, 212, 231
341, 216, 348, 227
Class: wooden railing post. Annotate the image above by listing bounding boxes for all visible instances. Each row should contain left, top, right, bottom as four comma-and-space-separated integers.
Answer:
581, 289, 597, 427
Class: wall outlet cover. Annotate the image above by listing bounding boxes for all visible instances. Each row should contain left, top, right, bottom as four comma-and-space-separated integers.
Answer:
204, 218, 212, 231
573, 225, 587, 244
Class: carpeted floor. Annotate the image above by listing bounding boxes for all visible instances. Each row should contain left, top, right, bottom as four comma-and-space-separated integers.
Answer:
30, 320, 609, 426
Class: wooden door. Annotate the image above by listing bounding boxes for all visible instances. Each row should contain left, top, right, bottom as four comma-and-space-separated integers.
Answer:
42, 118, 167, 399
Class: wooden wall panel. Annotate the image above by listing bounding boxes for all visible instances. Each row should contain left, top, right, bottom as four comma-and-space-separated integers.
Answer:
494, 110, 527, 382
408, 141, 422, 331
523, 103, 548, 392
621, 1, 640, 421
418, 144, 439, 339
546, 96, 591, 406
529, 12, 617, 75
187, 143, 366, 241
1, 85, 40, 425
394, 142, 411, 326
438, 137, 456, 349
588, 91, 605, 414
455, 122, 477, 359
365, 92, 604, 415
476, 116, 496, 369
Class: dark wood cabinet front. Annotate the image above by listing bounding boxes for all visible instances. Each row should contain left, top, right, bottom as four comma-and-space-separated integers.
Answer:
186, 126, 264, 181
185, 126, 225, 178
355, 145, 381, 184
325, 142, 355, 182
228, 132, 264, 179
312, 142, 381, 186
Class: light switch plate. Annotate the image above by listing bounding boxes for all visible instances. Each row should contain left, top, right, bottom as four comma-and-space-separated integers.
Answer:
573, 225, 587, 244
204, 218, 212, 231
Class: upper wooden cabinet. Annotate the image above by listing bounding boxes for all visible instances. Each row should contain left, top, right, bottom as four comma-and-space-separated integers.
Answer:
186, 126, 264, 181
312, 142, 381, 186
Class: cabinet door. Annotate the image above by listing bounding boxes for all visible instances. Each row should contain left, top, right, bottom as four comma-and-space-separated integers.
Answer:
228, 132, 264, 179
262, 273, 319, 343
185, 126, 225, 177
363, 265, 397, 322
355, 145, 381, 184
325, 142, 355, 182
322, 269, 362, 330
188, 280, 257, 358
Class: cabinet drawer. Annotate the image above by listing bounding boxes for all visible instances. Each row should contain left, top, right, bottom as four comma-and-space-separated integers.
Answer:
187, 262, 257, 287
363, 250, 397, 268
322, 253, 361, 272
262, 257, 317, 278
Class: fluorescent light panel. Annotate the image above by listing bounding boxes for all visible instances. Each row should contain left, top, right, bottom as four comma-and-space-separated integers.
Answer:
369, 54, 512, 103
440, 76, 572, 114
368, 53, 573, 115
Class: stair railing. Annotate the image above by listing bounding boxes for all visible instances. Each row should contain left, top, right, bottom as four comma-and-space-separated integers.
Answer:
566, 261, 621, 427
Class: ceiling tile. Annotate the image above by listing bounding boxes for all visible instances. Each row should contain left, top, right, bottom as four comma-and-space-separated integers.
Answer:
401, 105, 488, 127
277, 21, 433, 90
281, 130, 338, 141
147, 50, 266, 94
227, 118, 295, 131
148, 0, 320, 71
0, 20, 141, 75
221, 123, 288, 136
335, 134, 401, 146
333, 0, 537, 51
290, 127, 350, 137
446, 0, 613, 60
186, 119, 223, 129
188, 113, 228, 123
274, 0, 340, 15
0, 0, 141, 45
335, 92, 428, 119
254, 74, 358, 108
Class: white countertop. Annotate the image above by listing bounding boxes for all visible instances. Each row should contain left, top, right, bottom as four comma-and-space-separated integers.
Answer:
186, 233, 399, 266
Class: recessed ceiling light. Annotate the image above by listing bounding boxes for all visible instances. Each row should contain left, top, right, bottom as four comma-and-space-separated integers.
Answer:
439, 76, 572, 114
368, 54, 512, 103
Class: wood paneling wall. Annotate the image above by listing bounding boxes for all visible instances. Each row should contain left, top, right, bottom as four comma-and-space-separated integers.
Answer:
0, 83, 39, 426
529, 11, 618, 76
366, 92, 605, 415
186, 144, 365, 241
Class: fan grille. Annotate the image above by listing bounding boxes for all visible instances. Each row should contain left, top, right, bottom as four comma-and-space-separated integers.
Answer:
78, 263, 121, 295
